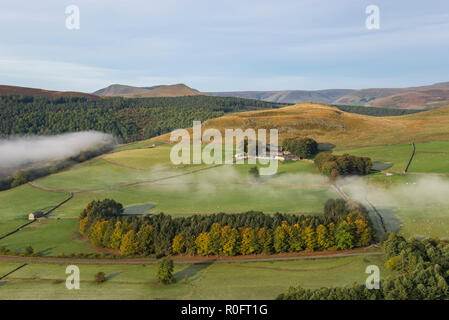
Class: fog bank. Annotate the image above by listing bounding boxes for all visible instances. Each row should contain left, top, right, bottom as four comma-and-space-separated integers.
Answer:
0, 131, 116, 174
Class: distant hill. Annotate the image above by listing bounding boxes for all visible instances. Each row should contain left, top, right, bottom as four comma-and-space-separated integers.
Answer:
0, 85, 99, 99
209, 82, 449, 110
334, 82, 449, 109
207, 89, 353, 104
93, 84, 151, 96
152, 102, 449, 149
94, 83, 204, 98
123, 84, 204, 98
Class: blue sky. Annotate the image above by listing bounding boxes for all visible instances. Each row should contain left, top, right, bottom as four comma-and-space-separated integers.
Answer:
0, 0, 448, 92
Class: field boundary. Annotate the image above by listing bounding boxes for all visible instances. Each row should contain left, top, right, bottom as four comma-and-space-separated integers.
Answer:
0, 263, 27, 280
404, 142, 416, 172
0, 251, 383, 265
0, 192, 73, 241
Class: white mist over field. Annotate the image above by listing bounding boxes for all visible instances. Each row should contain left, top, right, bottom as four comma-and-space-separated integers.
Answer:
340, 175, 449, 208
0, 131, 116, 173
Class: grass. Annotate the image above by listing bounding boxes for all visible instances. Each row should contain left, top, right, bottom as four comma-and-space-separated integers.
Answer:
0, 185, 68, 236
0, 219, 96, 255
336, 140, 449, 174
0, 254, 394, 299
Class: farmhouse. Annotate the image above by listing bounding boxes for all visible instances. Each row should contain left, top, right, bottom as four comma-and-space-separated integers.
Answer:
28, 211, 44, 220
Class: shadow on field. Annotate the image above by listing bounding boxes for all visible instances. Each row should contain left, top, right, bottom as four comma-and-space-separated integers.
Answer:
318, 143, 335, 152
106, 272, 121, 281
38, 246, 57, 256
174, 262, 214, 282
377, 205, 402, 233
0, 281, 6, 287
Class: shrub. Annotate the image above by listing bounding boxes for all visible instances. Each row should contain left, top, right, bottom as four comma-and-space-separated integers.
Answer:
95, 271, 106, 284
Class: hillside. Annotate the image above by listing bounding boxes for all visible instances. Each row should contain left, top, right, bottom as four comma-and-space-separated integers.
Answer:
207, 89, 353, 104
152, 102, 449, 148
93, 84, 151, 96
0, 95, 282, 142
370, 88, 449, 110
0, 85, 99, 99
335, 82, 449, 109
94, 83, 204, 98
123, 84, 204, 98
209, 82, 449, 109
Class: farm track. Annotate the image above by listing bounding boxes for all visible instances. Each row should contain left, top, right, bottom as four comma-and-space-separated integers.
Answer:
0, 250, 383, 265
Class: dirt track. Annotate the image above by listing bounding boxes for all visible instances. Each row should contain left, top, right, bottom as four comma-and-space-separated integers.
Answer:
0, 250, 383, 265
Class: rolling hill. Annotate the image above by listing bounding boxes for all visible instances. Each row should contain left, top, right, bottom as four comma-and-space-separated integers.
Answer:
206, 89, 353, 104
0, 85, 99, 99
94, 83, 204, 98
334, 82, 449, 109
152, 102, 449, 149
209, 82, 449, 110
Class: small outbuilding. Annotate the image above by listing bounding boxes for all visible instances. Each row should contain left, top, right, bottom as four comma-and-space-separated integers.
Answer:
29, 211, 44, 220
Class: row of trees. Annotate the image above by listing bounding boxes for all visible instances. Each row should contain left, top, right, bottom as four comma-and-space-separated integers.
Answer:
277, 233, 449, 300
0, 95, 283, 142
282, 137, 318, 159
314, 152, 372, 178
79, 199, 373, 257
172, 214, 372, 256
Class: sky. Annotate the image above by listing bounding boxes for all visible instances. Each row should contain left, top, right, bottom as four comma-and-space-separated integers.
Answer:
0, 0, 448, 92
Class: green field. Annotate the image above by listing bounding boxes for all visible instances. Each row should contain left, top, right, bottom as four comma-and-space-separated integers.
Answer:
0, 254, 394, 300
336, 140, 449, 174
0, 143, 335, 256
0, 185, 68, 236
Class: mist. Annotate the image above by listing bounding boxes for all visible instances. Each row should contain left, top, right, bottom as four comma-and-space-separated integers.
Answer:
337, 175, 449, 234
0, 131, 117, 175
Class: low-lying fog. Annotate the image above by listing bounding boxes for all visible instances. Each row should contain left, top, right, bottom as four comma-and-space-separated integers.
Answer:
0, 131, 116, 176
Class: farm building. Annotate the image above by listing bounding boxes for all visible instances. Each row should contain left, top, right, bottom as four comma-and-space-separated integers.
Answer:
28, 211, 44, 220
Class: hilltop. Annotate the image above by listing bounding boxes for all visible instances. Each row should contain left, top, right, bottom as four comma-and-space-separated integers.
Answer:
0, 85, 99, 99
152, 102, 449, 148
94, 83, 204, 98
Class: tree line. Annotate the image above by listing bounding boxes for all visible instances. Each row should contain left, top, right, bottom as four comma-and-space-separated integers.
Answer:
314, 152, 372, 178
277, 233, 449, 300
79, 199, 374, 257
0, 95, 283, 142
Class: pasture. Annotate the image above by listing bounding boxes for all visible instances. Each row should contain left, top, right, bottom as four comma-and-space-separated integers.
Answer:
336, 140, 449, 174
0, 143, 336, 256
0, 254, 393, 300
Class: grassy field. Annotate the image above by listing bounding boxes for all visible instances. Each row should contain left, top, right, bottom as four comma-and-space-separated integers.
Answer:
0, 185, 68, 236
0, 254, 394, 299
0, 143, 335, 255
336, 140, 449, 174
342, 173, 449, 239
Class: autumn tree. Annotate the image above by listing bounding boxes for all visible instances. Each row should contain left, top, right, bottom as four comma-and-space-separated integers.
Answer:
120, 230, 139, 255
172, 234, 186, 254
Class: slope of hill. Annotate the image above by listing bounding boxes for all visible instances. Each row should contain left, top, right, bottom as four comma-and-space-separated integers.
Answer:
335, 82, 449, 109
0, 95, 282, 142
152, 102, 449, 149
122, 84, 204, 98
370, 89, 449, 110
0, 85, 99, 99
93, 84, 150, 96
94, 83, 203, 98
207, 89, 354, 104
209, 82, 449, 109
